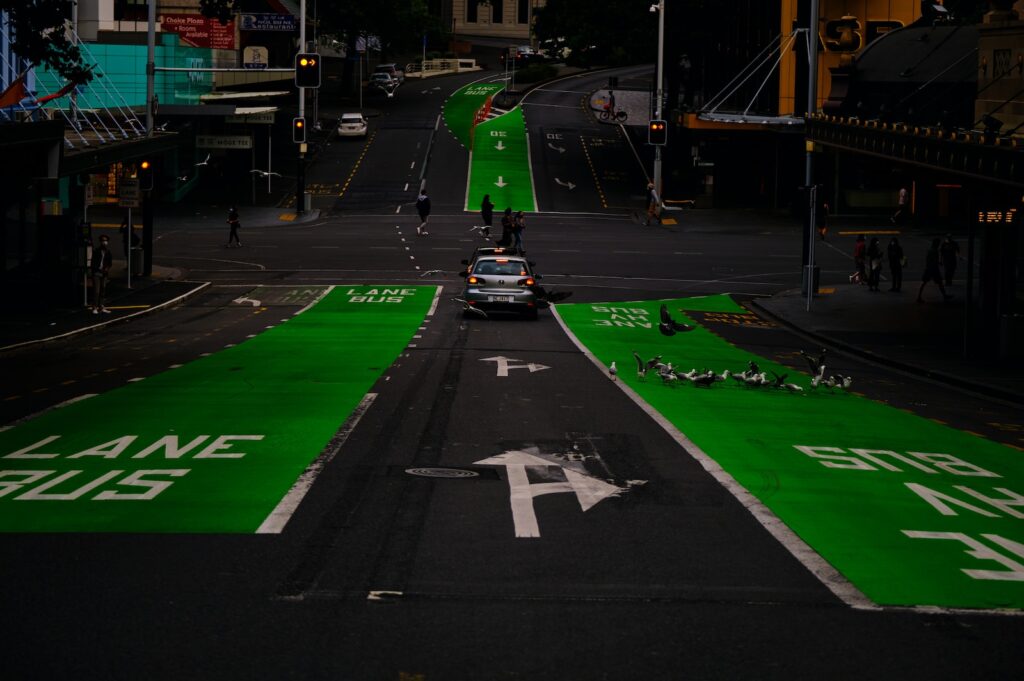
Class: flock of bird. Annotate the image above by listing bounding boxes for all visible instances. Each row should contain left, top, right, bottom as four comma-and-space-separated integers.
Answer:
608, 343, 853, 394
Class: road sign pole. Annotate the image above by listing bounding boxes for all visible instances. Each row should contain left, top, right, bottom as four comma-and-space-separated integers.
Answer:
126, 207, 132, 289
296, 0, 307, 215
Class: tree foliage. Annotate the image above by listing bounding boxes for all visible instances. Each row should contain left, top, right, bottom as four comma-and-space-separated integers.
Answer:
534, 0, 658, 67
1, 0, 91, 82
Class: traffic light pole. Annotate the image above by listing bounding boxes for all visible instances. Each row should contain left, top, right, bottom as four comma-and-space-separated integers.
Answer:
296, 0, 307, 215
653, 0, 665, 198
803, 0, 820, 312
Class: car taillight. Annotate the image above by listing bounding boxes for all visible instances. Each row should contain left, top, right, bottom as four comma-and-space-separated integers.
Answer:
521, 278, 535, 286
468, 276, 480, 284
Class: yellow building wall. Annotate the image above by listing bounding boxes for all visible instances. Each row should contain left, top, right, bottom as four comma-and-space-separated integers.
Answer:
780, 0, 920, 115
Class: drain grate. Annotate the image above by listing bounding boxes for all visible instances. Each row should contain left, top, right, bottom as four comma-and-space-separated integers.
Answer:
404, 467, 481, 479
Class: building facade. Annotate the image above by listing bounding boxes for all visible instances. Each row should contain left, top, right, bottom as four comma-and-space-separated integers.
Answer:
452, 0, 545, 44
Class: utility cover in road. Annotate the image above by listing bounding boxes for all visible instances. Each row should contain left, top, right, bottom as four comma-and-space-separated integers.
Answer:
555, 295, 1024, 611
0, 286, 436, 533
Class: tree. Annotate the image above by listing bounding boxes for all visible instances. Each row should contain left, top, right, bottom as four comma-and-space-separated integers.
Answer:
534, 0, 657, 67
1, 0, 91, 83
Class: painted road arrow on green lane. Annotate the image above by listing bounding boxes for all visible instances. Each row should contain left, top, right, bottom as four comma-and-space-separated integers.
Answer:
0, 286, 437, 534
467, 107, 536, 213
555, 295, 1024, 611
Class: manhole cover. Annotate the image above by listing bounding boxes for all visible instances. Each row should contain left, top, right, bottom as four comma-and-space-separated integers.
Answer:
405, 467, 480, 479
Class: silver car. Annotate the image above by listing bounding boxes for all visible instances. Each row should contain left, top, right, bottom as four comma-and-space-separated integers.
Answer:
462, 255, 540, 319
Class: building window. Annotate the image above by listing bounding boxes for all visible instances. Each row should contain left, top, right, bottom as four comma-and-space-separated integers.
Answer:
467, 1, 478, 23
518, 0, 529, 24
993, 49, 1011, 78
493, 0, 503, 24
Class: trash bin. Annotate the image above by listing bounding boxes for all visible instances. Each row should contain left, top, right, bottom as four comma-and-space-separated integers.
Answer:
130, 247, 144, 276
303, 191, 312, 213
801, 265, 820, 296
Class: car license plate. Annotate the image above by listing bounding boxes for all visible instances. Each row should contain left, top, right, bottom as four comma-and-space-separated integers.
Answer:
487, 295, 513, 303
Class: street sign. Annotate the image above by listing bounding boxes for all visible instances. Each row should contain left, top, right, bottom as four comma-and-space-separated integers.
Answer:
119, 179, 140, 207
226, 112, 275, 124
239, 13, 298, 31
243, 46, 269, 70
197, 135, 253, 150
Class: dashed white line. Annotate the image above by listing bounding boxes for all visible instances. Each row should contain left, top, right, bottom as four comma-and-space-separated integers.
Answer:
128, 378, 145, 382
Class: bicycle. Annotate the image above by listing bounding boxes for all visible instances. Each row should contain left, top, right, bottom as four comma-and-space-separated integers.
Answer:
599, 106, 628, 123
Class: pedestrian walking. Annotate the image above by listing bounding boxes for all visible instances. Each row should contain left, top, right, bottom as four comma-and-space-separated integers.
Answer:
498, 207, 513, 246
226, 206, 242, 247
643, 183, 660, 226
890, 186, 909, 224
479, 194, 494, 239
917, 238, 953, 303
415, 190, 431, 236
940, 234, 960, 286
850, 234, 867, 284
512, 210, 526, 252
866, 237, 884, 291
886, 237, 905, 292
91, 234, 113, 314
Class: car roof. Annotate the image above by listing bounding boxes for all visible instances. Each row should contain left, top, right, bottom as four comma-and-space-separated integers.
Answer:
340, 113, 363, 120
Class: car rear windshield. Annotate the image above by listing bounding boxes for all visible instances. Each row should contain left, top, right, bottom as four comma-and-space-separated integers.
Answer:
473, 260, 528, 276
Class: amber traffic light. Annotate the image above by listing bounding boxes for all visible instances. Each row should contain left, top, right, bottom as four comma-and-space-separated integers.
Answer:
648, 119, 667, 146
292, 117, 306, 143
294, 52, 321, 88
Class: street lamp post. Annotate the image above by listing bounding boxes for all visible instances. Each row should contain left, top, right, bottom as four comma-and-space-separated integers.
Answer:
653, 1, 665, 198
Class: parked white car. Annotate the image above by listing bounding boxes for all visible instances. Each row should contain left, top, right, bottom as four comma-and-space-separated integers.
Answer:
338, 113, 367, 138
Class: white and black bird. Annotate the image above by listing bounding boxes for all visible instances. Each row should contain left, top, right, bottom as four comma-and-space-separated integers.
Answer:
155, 121, 169, 132
781, 381, 805, 393
690, 371, 717, 387
800, 348, 828, 377
658, 304, 696, 336
177, 175, 189, 182
608, 361, 618, 381
419, 269, 445, 277
713, 369, 731, 382
249, 169, 282, 178
467, 225, 491, 239
768, 371, 788, 389
453, 297, 488, 318
747, 360, 761, 375
195, 153, 211, 167
632, 351, 648, 380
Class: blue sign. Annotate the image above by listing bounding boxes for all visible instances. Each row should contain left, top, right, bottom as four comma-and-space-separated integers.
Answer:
239, 14, 298, 32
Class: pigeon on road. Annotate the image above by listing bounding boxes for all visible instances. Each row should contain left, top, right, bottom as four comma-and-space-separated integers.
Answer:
608, 361, 618, 381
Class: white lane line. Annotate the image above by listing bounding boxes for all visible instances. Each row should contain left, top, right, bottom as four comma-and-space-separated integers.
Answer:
404, 183, 409, 191
549, 305, 876, 612
521, 102, 582, 109
426, 286, 443, 317
128, 378, 146, 382
551, 249, 581, 253
294, 285, 335, 316
169, 364, 183, 369
312, 246, 340, 249
0, 393, 100, 430
257, 394, 378, 534
200, 353, 212, 357
395, 205, 401, 214
410, 161, 416, 169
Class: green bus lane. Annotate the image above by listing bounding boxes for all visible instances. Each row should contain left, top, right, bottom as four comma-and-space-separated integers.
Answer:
0, 286, 436, 533
467, 107, 536, 213
443, 82, 505, 148
555, 295, 1024, 610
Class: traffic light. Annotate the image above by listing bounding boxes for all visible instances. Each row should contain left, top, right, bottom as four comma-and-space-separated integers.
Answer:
294, 52, 321, 88
138, 160, 153, 190
648, 119, 667, 146
292, 117, 306, 143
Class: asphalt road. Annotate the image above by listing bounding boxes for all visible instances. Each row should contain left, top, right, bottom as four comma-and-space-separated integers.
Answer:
2, 66, 1023, 680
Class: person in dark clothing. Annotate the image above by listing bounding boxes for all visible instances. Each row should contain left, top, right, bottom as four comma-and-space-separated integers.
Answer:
940, 234, 960, 286
851, 234, 867, 284
866, 237, 883, 291
512, 211, 526, 252
91, 234, 113, 314
415, 190, 431, 236
226, 206, 242, 247
479, 194, 494, 239
917, 238, 952, 303
119, 216, 140, 260
498, 207, 513, 246
886, 237, 905, 292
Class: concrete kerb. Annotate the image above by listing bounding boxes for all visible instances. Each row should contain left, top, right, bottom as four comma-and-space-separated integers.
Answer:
0, 280, 212, 355
750, 294, 1023, 408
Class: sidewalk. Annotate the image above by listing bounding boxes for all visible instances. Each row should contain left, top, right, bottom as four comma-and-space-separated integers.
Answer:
0, 263, 209, 353
754, 283, 1024, 405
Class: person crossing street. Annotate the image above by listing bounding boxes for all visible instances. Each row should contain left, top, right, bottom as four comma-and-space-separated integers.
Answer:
416, 190, 431, 236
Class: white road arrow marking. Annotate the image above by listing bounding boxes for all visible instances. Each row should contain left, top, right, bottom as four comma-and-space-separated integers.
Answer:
233, 296, 261, 307
548, 142, 566, 153
495, 176, 508, 188
554, 178, 577, 190
495, 141, 506, 151
475, 448, 626, 538
480, 356, 550, 377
